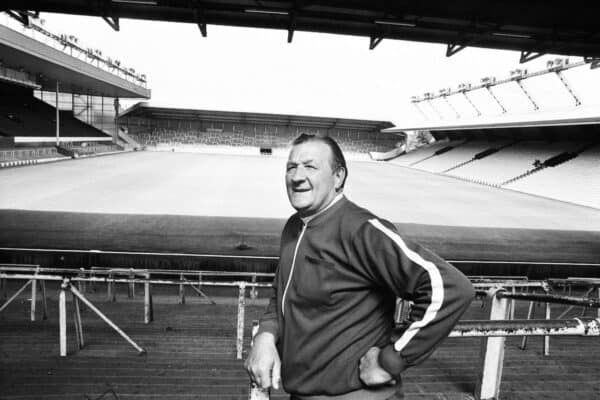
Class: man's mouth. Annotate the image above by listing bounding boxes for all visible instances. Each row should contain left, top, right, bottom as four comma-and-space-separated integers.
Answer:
293, 187, 311, 193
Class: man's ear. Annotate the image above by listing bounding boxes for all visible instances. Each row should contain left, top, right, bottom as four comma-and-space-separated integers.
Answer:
334, 167, 346, 192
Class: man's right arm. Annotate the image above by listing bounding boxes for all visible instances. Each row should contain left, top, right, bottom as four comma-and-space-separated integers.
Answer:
245, 278, 281, 389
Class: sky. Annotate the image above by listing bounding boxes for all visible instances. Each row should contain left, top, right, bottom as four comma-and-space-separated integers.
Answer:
34, 13, 600, 126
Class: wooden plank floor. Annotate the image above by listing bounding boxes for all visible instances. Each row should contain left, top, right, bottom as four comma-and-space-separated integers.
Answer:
1, 282, 599, 400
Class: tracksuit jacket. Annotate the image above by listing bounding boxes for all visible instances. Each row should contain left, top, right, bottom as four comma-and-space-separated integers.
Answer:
258, 196, 475, 396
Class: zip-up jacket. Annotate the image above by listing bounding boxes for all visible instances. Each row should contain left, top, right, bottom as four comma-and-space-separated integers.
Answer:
258, 196, 475, 396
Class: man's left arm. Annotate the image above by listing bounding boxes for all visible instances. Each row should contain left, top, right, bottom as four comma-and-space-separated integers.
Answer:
353, 219, 475, 380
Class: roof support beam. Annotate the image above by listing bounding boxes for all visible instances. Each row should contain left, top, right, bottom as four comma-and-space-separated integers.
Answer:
102, 15, 120, 31
515, 80, 539, 111
287, 12, 297, 43
520, 51, 544, 64
5, 10, 32, 26
446, 43, 466, 57
554, 71, 582, 106
194, 2, 207, 37
369, 35, 384, 50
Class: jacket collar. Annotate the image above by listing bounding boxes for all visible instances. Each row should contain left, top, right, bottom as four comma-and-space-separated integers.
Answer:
300, 193, 346, 226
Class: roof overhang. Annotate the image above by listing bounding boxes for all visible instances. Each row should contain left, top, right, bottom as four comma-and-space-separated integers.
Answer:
4, 1, 600, 58
121, 102, 395, 131
385, 106, 600, 133
0, 24, 150, 98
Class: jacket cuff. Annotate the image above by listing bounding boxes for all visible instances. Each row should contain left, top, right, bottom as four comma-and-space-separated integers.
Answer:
256, 319, 279, 340
378, 344, 408, 377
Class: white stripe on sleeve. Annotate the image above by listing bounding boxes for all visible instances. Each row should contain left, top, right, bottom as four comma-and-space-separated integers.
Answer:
368, 219, 444, 352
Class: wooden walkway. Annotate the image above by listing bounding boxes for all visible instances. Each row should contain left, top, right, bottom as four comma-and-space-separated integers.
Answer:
1, 282, 599, 400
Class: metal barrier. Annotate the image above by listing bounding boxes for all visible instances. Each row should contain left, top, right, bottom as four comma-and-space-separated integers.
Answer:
0, 265, 271, 359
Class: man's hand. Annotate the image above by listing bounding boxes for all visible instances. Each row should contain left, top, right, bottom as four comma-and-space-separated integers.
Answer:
359, 347, 396, 386
244, 332, 281, 390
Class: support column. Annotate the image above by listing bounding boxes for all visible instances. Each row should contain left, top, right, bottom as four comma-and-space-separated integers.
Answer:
55, 81, 60, 146
144, 272, 153, 324
179, 274, 185, 304
59, 280, 67, 357
236, 282, 246, 360
113, 97, 120, 144
476, 290, 510, 400
30, 277, 37, 321
543, 303, 551, 356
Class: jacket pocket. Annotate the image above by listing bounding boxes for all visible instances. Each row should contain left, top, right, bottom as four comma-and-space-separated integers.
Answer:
292, 255, 336, 307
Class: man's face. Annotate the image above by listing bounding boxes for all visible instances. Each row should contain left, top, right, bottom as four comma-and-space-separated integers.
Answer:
286, 141, 344, 218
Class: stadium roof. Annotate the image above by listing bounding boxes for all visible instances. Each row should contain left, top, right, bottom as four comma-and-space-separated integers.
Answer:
121, 102, 394, 131
4, 1, 600, 59
385, 106, 600, 133
0, 23, 150, 98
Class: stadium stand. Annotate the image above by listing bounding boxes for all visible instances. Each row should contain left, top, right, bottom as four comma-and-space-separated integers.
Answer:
447, 141, 583, 186
505, 143, 600, 209
0, 82, 110, 139
122, 106, 399, 157
389, 138, 461, 166
132, 127, 399, 155
412, 140, 512, 173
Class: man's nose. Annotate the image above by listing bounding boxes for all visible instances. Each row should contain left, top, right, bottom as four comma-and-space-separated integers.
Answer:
291, 166, 306, 182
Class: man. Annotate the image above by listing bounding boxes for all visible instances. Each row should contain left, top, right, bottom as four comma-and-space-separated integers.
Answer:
245, 134, 474, 399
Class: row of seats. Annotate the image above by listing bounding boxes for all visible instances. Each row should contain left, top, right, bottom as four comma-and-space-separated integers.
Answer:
0, 82, 108, 139
395, 140, 598, 208
130, 128, 401, 154
447, 141, 582, 185
505, 145, 600, 209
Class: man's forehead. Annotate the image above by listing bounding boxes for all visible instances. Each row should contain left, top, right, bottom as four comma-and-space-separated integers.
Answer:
288, 141, 332, 163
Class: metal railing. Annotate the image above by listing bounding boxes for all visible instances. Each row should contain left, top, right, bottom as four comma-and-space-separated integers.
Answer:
0, 265, 272, 359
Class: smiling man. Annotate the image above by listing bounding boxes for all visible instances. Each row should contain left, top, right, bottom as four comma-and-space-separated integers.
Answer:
245, 134, 474, 400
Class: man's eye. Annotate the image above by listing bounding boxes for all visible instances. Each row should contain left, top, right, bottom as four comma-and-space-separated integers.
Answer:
287, 166, 296, 172
306, 165, 316, 170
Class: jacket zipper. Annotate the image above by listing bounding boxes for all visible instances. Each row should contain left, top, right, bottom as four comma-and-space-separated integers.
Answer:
281, 222, 307, 317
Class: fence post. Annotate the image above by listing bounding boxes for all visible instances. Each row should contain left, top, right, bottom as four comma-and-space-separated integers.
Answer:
59, 279, 68, 357
543, 302, 551, 356
520, 301, 535, 350
236, 282, 246, 360
179, 273, 185, 304
73, 292, 84, 349
128, 268, 135, 299
30, 276, 37, 322
144, 272, 153, 324
250, 275, 258, 300
40, 280, 48, 320
597, 287, 600, 319
476, 289, 510, 400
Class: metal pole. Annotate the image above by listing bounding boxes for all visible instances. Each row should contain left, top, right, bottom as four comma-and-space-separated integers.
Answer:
520, 301, 535, 350
544, 303, 551, 356
0, 280, 32, 314
476, 289, 510, 400
128, 269, 135, 299
70, 284, 145, 354
40, 280, 48, 320
59, 280, 67, 357
179, 273, 185, 304
236, 282, 246, 360
250, 275, 258, 300
30, 276, 37, 321
55, 81, 60, 146
144, 272, 153, 324
73, 292, 84, 349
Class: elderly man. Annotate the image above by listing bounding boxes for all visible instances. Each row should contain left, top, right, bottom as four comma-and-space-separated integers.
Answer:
246, 134, 474, 400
